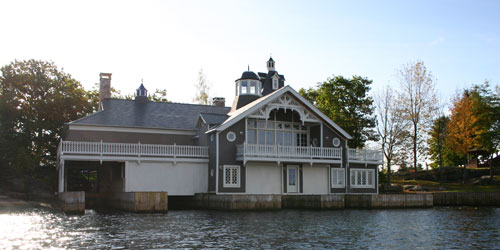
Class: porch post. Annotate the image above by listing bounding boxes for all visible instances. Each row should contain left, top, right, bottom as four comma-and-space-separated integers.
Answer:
58, 160, 65, 193
320, 123, 323, 147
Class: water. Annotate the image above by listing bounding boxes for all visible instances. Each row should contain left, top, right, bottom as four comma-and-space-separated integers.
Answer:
1, 207, 500, 249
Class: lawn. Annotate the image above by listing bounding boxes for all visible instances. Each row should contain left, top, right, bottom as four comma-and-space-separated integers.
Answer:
391, 178, 500, 193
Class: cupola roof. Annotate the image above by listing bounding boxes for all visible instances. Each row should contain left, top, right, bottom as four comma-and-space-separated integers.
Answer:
236, 70, 260, 81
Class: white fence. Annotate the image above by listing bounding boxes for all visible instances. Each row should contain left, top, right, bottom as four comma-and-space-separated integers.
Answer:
237, 143, 342, 159
58, 140, 208, 158
348, 148, 383, 163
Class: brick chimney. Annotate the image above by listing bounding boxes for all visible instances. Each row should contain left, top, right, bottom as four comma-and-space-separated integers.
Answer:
212, 97, 225, 107
99, 73, 112, 110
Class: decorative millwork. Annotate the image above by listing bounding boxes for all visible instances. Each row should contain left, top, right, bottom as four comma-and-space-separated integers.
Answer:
248, 93, 319, 124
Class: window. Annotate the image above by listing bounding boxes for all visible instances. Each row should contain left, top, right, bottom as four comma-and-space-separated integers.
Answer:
350, 169, 375, 188
241, 81, 248, 94
249, 81, 256, 94
331, 168, 345, 187
246, 117, 308, 146
273, 79, 278, 89
226, 131, 236, 142
332, 138, 341, 147
223, 165, 240, 188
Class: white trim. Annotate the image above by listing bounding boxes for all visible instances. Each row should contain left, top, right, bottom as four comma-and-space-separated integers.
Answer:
238, 156, 342, 165
223, 165, 241, 188
69, 124, 197, 135
213, 86, 352, 139
59, 155, 209, 163
331, 168, 345, 188
350, 169, 375, 188
226, 131, 236, 142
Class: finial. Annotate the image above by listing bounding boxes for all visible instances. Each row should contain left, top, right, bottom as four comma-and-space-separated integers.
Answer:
141, 78, 143, 84
248, 65, 250, 71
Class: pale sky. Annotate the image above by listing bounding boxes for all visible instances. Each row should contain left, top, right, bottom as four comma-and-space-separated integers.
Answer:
1, 0, 499, 106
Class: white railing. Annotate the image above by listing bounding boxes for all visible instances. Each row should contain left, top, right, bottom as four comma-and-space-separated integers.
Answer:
236, 143, 342, 159
348, 148, 383, 162
59, 140, 208, 158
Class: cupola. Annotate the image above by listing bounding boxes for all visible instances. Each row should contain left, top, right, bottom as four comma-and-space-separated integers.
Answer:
135, 82, 148, 103
267, 57, 275, 71
234, 68, 262, 96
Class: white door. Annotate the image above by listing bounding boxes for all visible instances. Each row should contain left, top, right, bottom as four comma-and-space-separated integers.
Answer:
287, 165, 299, 193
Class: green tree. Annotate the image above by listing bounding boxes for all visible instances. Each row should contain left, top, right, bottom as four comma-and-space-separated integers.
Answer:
0, 60, 93, 190
428, 115, 455, 181
299, 75, 377, 148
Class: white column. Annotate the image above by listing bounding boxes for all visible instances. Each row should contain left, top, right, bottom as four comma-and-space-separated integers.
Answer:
58, 160, 65, 193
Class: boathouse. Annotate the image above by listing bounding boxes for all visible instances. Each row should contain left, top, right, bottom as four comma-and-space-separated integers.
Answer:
56, 58, 382, 212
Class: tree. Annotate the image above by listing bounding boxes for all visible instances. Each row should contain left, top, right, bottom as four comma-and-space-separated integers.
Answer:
193, 68, 210, 105
299, 75, 377, 148
375, 86, 407, 185
397, 61, 438, 179
0, 60, 94, 189
447, 90, 488, 182
467, 82, 500, 179
428, 115, 451, 181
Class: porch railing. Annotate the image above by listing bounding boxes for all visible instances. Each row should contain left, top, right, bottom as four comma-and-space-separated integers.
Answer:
348, 148, 383, 163
58, 140, 208, 158
236, 143, 342, 159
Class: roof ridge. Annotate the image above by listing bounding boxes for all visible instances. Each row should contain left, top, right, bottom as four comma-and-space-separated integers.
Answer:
107, 98, 230, 108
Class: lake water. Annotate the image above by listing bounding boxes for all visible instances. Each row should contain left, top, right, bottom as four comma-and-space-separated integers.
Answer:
1, 206, 499, 249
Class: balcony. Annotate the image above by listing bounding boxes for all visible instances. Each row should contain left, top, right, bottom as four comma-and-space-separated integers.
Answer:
348, 148, 383, 164
236, 143, 342, 164
57, 140, 208, 163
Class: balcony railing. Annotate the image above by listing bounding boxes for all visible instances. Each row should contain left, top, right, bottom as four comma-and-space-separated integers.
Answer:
348, 148, 383, 163
236, 143, 342, 160
58, 140, 208, 159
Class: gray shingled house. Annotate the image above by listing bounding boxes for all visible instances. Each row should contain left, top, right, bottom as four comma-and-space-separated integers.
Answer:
57, 58, 382, 210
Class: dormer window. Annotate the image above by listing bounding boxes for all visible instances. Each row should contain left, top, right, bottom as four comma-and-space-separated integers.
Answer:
273, 79, 278, 90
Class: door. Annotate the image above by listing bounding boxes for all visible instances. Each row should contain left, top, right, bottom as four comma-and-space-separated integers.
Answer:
287, 165, 299, 193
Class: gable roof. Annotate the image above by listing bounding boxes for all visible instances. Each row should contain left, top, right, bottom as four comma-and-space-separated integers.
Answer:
209, 85, 352, 139
69, 99, 230, 130
199, 112, 229, 125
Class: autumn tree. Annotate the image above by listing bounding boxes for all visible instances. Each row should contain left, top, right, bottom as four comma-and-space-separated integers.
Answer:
300, 75, 377, 148
397, 61, 438, 179
193, 68, 210, 105
0, 60, 94, 189
375, 86, 407, 184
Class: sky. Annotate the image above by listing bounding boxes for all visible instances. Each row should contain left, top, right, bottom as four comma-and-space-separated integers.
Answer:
1, 0, 499, 107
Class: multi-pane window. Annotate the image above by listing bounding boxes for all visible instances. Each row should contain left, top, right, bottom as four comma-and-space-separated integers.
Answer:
331, 168, 345, 187
223, 165, 240, 188
247, 117, 308, 146
350, 169, 375, 188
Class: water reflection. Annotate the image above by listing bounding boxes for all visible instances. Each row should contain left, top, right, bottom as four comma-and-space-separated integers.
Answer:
1, 207, 499, 249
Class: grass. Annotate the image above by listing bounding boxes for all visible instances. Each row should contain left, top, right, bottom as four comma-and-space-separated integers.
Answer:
391, 178, 500, 193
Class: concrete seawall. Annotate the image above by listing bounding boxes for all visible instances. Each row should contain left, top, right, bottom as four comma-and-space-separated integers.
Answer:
194, 194, 282, 210
193, 193, 434, 210
60, 191, 168, 214
58, 191, 85, 214
433, 192, 500, 206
